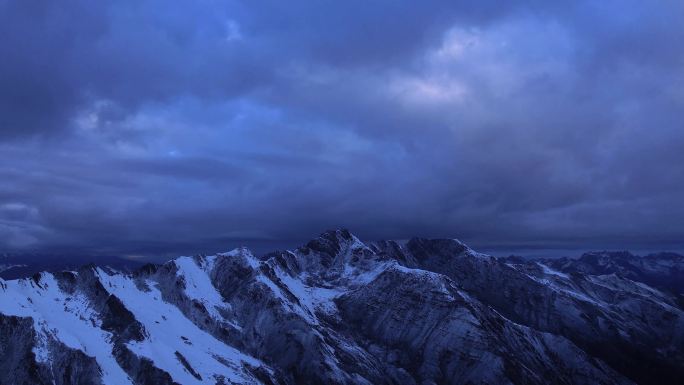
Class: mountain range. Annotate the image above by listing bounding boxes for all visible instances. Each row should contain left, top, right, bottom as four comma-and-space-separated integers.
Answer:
1, 230, 682, 385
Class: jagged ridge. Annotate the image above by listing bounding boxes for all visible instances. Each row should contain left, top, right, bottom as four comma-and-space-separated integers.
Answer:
0, 229, 682, 385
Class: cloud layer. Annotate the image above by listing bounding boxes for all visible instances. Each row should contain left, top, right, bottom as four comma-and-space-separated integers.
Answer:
1, 0, 683, 256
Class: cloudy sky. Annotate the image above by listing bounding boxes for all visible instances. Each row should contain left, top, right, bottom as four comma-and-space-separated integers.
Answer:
1, 0, 683, 258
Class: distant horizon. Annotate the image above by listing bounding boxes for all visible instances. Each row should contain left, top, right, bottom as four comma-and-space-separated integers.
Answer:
3, 229, 684, 263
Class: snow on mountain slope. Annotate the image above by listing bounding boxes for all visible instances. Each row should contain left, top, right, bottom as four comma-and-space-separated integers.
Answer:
173, 255, 229, 320
0, 272, 132, 384
96, 268, 268, 385
0, 229, 682, 384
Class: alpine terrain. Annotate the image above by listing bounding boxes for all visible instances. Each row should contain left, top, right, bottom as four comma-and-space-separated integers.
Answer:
0, 230, 682, 385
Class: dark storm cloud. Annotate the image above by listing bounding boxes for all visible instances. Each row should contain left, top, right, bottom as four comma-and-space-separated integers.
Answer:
0, 0, 272, 138
1, 0, 683, 256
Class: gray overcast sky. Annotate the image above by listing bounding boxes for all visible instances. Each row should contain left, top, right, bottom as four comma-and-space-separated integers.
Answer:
1, 0, 683, 258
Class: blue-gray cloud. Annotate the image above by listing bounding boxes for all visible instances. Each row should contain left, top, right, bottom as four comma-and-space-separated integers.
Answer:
1, 0, 683, 256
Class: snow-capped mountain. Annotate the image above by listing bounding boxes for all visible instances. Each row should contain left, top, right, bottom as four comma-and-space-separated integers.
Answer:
541, 251, 684, 295
1, 230, 682, 384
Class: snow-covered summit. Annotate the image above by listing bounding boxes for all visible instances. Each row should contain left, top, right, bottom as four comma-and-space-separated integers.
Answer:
0, 231, 682, 385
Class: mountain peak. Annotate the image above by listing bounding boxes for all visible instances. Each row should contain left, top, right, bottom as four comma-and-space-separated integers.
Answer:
317, 228, 358, 244
302, 229, 365, 256
217, 246, 255, 259
406, 237, 473, 258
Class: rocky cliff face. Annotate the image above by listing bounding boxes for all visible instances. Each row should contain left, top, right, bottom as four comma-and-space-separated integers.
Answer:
0, 230, 682, 385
